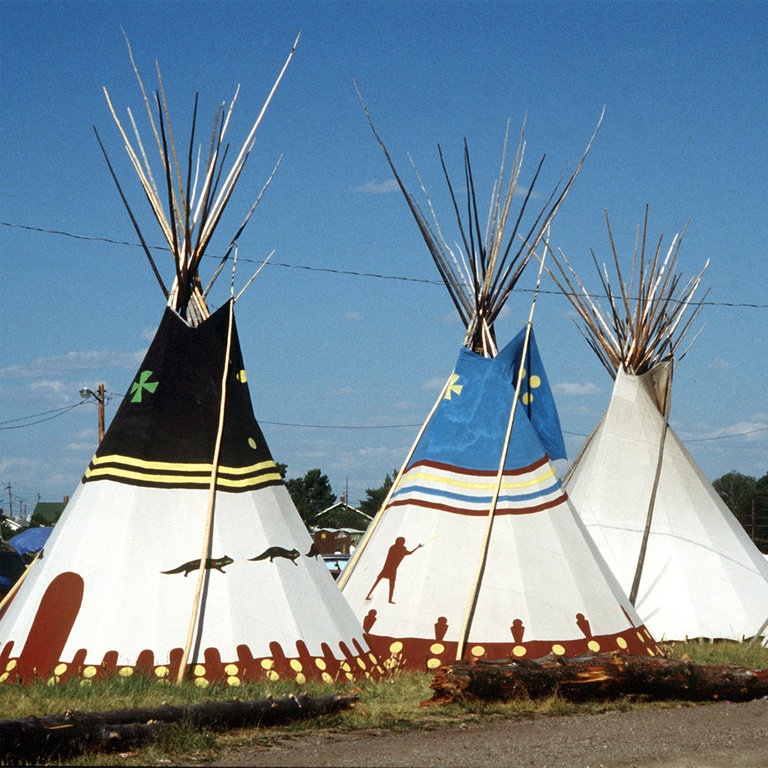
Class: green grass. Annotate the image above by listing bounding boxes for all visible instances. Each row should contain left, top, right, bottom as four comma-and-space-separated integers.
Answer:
1, 642, 766, 766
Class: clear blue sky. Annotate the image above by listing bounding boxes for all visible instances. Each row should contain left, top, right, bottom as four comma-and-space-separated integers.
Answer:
1, 0, 766, 515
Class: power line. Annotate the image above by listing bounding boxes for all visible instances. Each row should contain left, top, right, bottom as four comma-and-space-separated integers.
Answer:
261, 419, 423, 430
2, 220, 767, 309
0, 402, 86, 429
685, 425, 768, 442
2, 394, 766, 443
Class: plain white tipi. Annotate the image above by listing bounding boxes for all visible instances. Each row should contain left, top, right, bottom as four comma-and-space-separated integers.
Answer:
340, 104, 660, 671
0, 37, 382, 686
550, 208, 768, 642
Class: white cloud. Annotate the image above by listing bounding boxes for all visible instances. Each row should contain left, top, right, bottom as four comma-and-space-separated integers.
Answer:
353, 179, 399, 194
514, 184, 544, 201
28, 380, 70, 395
553, 381, 602, 396
712, 415, 768, 442
708, 356, 731, 371
343, 311, 363, 322
0, 349, 146, 379
422, 376, 446, 392
331, 385, 357, 397
679, 413, 768, 443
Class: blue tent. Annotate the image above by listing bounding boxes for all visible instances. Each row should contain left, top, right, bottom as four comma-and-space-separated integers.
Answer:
8, 527, 52, 558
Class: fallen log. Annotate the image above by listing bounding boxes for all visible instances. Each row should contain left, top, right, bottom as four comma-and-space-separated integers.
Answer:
428, 653, 768, 705
0, 692, 358, 764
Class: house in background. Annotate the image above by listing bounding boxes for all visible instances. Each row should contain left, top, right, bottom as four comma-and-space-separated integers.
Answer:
310, 501, 373, 555
30, 497, 69, 526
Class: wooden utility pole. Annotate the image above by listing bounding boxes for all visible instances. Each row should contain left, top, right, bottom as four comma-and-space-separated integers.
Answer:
80, 385, 106, 444
97, 383, 105, 444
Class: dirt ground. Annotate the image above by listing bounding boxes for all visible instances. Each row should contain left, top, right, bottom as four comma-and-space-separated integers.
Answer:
197, 698, 768, 768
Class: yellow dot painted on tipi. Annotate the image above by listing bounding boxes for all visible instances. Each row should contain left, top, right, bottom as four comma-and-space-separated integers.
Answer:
290, 659, 303, 672
227, 676, 241, 686
237, 370, 247, 383
80, 678, 92, 687
155, 666, 169, 678
267, 670, 279, 681
636, 631, 645, 643
647, 648, 655, 656
46, 676, 59, 686
512, 646, 526, 657
295, 672, 306, 684
54, 663, 68, 676
356, 657, 367, 669
194, 664, 206, 676
345, 672, 354, 681
389, 641, 403, 654
588, 640, 601, 653
519, 367, 527, 379
261, 659, 275, 670
119, 667, 134, 677
0, 673, 8, 684
6, 660, 17, 671
248, 437, 258, 450
340, 661, 351, 672
616, 637, 628, 649
644, 628, 653, 639
470, 645, 485, 657
529, 375, 541, 388
322, 672, 333, 683
194, 677, 210, 687
430, 643, 445, 654
427, 658, 442, 669
315, 658, 327, 670
368, 653, 378, 665
83, 666, 98, 679
551, 644, 566, 656
522, 392, 533, 405
224, 664, 238, 676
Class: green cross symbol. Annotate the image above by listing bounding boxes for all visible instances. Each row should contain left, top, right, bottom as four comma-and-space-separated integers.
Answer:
130, 370, 159, 403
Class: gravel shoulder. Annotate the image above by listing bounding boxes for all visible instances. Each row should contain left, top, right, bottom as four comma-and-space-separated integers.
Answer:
202, 698, 768, 768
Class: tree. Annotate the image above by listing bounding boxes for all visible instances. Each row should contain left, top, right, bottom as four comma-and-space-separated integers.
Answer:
284, 468, 336, 527
713, 470, 768, 553
358, 471, 397, 519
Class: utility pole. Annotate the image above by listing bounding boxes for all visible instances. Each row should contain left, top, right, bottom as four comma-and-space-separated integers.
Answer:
97, 383, 105, 443
80, 384, 106, 444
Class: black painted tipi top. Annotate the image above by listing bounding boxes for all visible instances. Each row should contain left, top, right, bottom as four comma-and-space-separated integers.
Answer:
83, 302, 281, 492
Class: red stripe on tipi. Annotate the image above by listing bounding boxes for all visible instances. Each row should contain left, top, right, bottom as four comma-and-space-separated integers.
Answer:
17, 572, 84, 681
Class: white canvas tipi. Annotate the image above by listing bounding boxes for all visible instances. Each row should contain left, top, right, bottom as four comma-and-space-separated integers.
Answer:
339, 105, 659, 671
550, 208, 768, 642
0, 39, 382, 686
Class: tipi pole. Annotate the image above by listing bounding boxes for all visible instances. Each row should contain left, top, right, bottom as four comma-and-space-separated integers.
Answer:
455, 247, 548, 662
628, 362, 674, 606
748, 616, 768, 647
176, 273, 237, 684
338, 375, 454, 590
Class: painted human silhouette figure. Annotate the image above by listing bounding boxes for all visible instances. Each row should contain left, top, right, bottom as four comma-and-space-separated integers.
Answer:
363, 609, 378, 633
365, 536, 422, 603
434, 616, 448, 641
510, 618, 525, 643
576, 612, 592, 638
